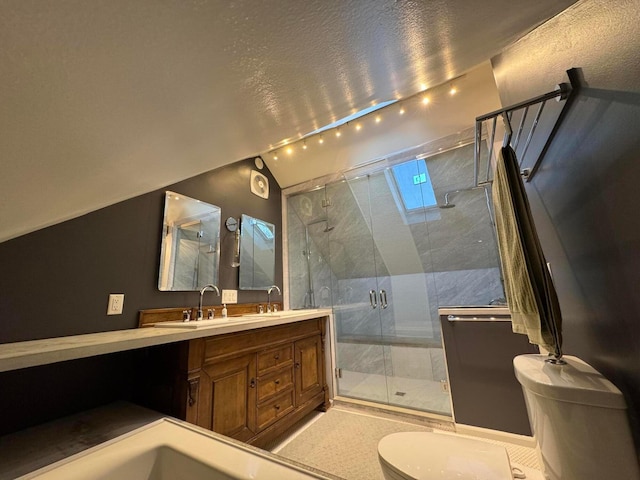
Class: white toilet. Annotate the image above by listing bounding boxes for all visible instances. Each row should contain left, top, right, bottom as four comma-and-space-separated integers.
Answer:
378, 354, 640, 480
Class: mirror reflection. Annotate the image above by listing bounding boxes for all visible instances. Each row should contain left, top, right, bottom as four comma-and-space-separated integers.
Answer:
158, 191, 222, 291
239, 214, 276, 290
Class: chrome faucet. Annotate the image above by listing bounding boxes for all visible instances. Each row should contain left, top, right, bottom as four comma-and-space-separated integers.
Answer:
266, 285, 281, 313
198, 284, 220, 320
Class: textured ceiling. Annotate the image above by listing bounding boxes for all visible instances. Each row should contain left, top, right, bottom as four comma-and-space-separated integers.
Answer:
0, 0, 577, 242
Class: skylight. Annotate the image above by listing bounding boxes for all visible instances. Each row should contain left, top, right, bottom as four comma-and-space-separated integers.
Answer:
256, 221, 274, 240
391, 159, 437, 211
307, 100, 397, 136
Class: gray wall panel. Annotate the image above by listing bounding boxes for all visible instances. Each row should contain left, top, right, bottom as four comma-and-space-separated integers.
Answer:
491, 0, 640, 453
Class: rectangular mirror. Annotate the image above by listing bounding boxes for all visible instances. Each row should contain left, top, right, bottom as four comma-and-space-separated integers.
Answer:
239, 214, 276, 290
158, 191, 222, 291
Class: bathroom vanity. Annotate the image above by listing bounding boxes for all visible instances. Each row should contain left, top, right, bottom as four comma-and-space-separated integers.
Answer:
0, 308, 333, 475
139, 316, 330, 448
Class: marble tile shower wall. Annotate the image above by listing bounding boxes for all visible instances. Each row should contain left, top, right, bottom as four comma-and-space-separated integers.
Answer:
336, 342, 447, 381
174, 238, 199, 290
324, 178, 389, 280
286, 144, 505, 380
333, 268, 502, 339
287, 189, 337, 308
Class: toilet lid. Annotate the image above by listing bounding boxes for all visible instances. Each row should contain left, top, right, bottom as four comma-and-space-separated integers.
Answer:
378, 432, 513, 480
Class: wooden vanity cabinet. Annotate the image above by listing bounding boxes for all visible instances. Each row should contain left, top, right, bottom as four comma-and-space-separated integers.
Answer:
294, 334, 324, 406
180, 318, 329, 448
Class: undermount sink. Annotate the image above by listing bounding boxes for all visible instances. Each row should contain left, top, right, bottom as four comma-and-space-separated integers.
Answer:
154, 317, 247, 329
22, 418, 325, 479
154, 309, 328, 327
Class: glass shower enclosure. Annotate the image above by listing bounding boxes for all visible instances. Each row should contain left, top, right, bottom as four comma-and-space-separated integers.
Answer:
286, 143, 504, 416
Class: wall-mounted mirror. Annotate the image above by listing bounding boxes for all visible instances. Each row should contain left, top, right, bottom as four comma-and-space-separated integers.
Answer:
239, 214, 276, 290
158, 191, 222, 291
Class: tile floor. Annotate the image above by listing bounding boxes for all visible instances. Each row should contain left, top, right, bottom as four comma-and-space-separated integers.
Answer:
272, 405, 543, 480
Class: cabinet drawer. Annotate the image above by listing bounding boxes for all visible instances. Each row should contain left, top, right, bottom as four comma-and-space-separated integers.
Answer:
203, 319, 322, 363
257, 367, 294, 403
256, 390, 295, 431
257, 345, 293, 374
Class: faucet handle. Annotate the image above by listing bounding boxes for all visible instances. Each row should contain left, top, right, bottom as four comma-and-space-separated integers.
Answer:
182, 310, 191, 322
273, 304, 279, 313
266, 304, 271, 313
258, 304, 264, 314
207, 308, 214, 319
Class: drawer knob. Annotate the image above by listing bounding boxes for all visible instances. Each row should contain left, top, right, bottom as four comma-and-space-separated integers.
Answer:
250, 378, 256, 388
275, 404, 280, 410
274, 354, 280, 360
274, 379, 280, 385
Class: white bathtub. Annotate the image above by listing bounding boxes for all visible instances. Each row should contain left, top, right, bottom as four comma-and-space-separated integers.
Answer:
19, 418, 331, 480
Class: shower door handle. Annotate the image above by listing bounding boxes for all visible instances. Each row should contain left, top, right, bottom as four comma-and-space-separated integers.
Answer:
379, 290, 388, 309
369, 290, 378, 309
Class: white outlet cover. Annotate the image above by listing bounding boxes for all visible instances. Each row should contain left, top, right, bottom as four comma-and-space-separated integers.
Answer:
107, 293, 125, 315
221, 289, 238, 304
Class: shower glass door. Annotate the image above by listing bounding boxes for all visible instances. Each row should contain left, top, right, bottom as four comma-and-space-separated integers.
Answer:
326, 177, 389, 404
286, 143, 504, 416
329, 159, 447, 414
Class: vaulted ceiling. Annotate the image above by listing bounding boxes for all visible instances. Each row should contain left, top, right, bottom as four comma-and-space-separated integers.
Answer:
0, 0, 578, 242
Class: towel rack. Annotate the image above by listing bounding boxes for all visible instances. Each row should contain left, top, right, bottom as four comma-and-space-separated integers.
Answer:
447, 314, 511, 322
474, 68, 580, 186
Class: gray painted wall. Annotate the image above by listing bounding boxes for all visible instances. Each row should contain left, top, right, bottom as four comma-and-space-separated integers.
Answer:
0, 156, 282, 434
491, 0, 640, 454
0, 156, 282, 344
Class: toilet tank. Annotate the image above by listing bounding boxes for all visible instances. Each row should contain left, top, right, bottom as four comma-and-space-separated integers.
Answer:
513, 354, 640, 480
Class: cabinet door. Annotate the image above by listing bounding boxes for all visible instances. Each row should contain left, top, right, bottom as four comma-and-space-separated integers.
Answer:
196, 353, 257, 441
294, 335, 323, 405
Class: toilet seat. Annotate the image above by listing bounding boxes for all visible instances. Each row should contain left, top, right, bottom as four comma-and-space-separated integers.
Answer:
377, 432, 513, 480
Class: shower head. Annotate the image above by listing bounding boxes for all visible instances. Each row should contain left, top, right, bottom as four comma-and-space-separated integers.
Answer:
439, 184, 488, 209
439, 191, 456, 209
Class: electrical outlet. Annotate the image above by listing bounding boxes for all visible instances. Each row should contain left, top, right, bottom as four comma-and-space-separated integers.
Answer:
107, 294, 125, 315
221, 289, 238, 304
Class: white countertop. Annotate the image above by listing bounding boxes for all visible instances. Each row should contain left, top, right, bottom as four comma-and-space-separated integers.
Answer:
0, 309, 332, 373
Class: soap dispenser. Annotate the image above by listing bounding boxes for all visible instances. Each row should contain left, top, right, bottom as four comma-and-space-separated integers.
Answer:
222, 304, 228, 318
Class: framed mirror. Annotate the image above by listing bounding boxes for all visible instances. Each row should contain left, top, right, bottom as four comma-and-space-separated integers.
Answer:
158, 191, 222, 291
239, 214, 276, 290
